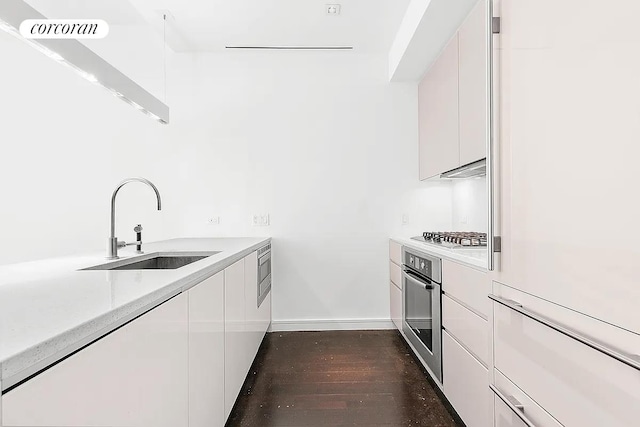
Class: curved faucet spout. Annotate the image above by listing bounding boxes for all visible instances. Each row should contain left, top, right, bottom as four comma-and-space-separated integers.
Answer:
108, 177, 162, 259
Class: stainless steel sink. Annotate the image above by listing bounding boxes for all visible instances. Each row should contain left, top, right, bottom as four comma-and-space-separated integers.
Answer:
82, 252, 220, 271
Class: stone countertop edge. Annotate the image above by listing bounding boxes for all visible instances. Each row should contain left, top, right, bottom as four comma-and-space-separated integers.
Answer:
391, 237, 488, 271
0, 237, 271, 392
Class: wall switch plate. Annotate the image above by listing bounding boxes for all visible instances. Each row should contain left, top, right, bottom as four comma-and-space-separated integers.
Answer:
207, 216, 220, 225
252, 214, 270, 226
402, 213, 409, 224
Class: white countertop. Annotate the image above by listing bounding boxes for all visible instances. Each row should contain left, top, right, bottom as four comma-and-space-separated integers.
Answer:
391, 236, 488, 270
0, 237, 270, 391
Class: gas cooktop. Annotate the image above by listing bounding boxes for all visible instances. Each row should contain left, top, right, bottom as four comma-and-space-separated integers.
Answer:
411, 232, 487, 249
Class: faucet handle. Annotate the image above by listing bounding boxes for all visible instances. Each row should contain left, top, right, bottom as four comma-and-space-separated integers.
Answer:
134, 224, 143, 233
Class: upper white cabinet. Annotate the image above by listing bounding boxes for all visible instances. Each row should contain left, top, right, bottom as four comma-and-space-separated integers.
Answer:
458, 0, 488, 166
2, 294, 189, 427
418, 0, 489, 180
419, 34, 460, 180
188, 272, 225, 427
494, 0, 640, 334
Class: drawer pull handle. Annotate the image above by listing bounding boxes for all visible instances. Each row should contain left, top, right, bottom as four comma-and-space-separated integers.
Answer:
489, 294, 640, 372
490, 385, 537, 427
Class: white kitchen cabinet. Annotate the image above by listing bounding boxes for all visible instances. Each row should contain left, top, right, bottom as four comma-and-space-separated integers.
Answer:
419, 34, 460, 180
2, 294, 189, 427
443, 330, 491, 427
458, 0, 488, 165
442, 295, 488, 365
442, 259, 490, 319
493, 290, 640, 427
257, 290, 272, 338
244, 251, 261, 360
492, 370, 562, 427
188, 272, 224, 427
493, 396, 527, 427
390, 281, 402, 331
224, 257, 247, 420
389, 260, 401, 288
389, 240, 402, 265
389, 240, 402, 332
494, 0, 640, 334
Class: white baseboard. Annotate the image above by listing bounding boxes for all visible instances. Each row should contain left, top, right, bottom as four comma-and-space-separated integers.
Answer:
269, 318, 395, 332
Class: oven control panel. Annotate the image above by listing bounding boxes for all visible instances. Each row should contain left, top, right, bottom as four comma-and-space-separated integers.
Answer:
403, 249, 442, 284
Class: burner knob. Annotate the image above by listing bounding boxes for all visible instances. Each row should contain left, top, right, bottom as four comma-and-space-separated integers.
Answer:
420, 261, 425, 269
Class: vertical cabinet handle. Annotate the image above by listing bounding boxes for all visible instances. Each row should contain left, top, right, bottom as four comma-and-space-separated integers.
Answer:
490, 385, 537, 427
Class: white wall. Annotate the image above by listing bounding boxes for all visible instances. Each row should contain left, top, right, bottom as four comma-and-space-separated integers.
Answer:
451, 176, 487, 232
0, 30, 176, 265
0, 35, 454, 326
163, 51, 452, 326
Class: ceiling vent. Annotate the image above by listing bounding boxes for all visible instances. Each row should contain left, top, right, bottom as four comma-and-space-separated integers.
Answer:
225, 46, 353, 51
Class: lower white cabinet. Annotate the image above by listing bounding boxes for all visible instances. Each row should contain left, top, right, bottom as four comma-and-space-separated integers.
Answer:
390, 281, 402, 331
188, 272, 225, 427
2, 293, 189, 427
493, 292, 640, 427
442, 295, 488, 365
493, 394, 528, 427
443, 331, 491, 427
492, 370, 561, 427
224, 258, 247, 419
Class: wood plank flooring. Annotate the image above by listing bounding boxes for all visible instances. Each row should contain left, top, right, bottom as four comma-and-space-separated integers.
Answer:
227, 330, 463, 427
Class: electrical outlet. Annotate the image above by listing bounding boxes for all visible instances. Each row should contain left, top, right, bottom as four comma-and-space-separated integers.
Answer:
252, 214, 270, 226
402, 213, 409, 225
207, 216, 220, 225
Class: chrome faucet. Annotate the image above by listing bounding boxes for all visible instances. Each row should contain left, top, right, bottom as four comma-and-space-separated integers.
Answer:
107, 177, 162, 259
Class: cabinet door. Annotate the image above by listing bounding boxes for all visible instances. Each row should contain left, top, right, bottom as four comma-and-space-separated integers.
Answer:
458, 0, 488, 165
419, 34, 460, 180
390, 281, 402, 331
494, 0, 640, 334
258, 290, 271, 337
493, 297, 640, 427
2, 294, 189, 427
493, 395, 528, 427
442, 295, 488, 365
244, 251, 261, 359
443, 331, 491, 427
224, 258, 246, 420
189, 272, 224, 427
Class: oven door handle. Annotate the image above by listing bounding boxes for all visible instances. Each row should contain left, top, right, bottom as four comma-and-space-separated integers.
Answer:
403, 270, 434, 290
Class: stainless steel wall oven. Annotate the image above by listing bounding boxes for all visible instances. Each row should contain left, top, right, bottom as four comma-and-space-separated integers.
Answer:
402, 247, 443, 382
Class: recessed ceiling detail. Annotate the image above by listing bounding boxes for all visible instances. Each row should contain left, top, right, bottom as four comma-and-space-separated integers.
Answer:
225, 46, 353, 51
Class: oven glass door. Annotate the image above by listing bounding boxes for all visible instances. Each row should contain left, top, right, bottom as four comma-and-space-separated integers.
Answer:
403, 269, 442, 382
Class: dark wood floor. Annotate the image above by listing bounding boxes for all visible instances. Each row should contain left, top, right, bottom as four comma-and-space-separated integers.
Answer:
227, 330, 463, 427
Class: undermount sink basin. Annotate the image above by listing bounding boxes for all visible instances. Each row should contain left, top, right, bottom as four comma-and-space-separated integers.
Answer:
82, 252, 220, 271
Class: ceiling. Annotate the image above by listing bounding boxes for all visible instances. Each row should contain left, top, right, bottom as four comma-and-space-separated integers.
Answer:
24, 0, 411, 53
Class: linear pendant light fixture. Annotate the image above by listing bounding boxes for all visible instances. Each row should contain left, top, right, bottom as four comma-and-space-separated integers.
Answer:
0, 0, 169, 124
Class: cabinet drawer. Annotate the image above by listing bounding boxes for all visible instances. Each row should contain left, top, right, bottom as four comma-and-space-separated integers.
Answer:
492, 370, 562, 427
389, 240, 402, 265
443, 331, 491, 427
442, 259, 489, 318
493, 295, 640, 426
443, 295, 488, 365
390, 281, 402, 331
389, 260, 401, 288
